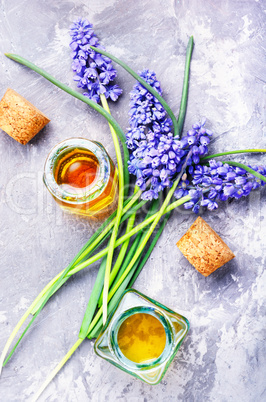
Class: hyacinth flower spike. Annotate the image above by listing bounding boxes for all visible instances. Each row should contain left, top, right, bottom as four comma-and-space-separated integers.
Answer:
174, 159, 266, 213
70, 18, 123, 102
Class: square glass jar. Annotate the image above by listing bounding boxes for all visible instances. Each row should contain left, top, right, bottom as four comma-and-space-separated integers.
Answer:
94, 289, 189, 385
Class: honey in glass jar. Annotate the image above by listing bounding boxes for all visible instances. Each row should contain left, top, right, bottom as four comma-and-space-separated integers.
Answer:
43, 138, 118, 219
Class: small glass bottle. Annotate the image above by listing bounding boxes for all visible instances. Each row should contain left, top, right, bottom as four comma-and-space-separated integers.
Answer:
94, 289, 189, 385
43, 138, 118, 219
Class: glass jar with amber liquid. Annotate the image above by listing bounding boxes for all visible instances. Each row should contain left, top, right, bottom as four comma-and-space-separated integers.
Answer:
43, 138, 118, 219
94, 289, 189, 385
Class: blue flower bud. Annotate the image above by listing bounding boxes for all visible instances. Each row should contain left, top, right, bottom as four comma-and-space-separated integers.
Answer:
217, 166, 229, 176
192, 204, 200, 213
161, 154, 168, 164
184, 201, 196, 209
223, 184, 236, 197
200, 136, 210, 146
226, 172, 237, 181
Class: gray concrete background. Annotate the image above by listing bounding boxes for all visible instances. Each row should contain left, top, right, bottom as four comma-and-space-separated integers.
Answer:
0, 0, 265, 401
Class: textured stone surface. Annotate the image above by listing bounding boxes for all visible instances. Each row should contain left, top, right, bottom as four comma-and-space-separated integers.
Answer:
0, 0, 265, 401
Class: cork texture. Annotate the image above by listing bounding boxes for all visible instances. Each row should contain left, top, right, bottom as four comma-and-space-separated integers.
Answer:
177, 217, 235, 276
0, 88, 50, 144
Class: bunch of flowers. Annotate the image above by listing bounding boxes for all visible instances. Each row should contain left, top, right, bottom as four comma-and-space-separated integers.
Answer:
126, 70, 266, 212
69, 18, 122, 102
127, 70, 213, 200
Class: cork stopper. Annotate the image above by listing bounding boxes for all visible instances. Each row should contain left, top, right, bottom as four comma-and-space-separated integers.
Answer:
0, 88, 50, 145
176, 216, 235, 276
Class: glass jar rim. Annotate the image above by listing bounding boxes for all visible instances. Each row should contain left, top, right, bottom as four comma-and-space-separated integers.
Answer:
43, 138, 111, 205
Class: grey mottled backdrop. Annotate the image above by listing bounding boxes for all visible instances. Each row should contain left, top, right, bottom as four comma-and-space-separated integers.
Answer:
0, 0, 265, 401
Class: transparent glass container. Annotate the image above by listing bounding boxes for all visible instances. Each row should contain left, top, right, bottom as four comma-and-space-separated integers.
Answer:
94, 289, 189, 385
43, 138, 118, 218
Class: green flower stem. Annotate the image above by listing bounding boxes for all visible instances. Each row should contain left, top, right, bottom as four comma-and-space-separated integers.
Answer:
80, 193, 148, 338
105, 198, 160, 304
105, 181, 180, 306
2, 186, 207, 368
89, 210, 172, 339
99, 93, 129, 196
107, 233, 143, 297
128, 210, 171, 288
98, 186, 139, 307
201, 149, 266, 161
90, 46, 179, 137
5, 54, 130, 167
176, 36, 194, 135
222, 161, 266, 182
32, 194, 190, 313
98, 94, 125, 325
79, 255, 107, 339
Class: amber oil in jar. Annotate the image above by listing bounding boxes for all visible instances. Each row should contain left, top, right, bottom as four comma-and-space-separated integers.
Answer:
117, 312, 166, 364
54, 148, 99, 191
43, 138, 118, 219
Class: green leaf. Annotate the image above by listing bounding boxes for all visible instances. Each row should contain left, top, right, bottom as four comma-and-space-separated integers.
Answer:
79, 256, 107, 339
201, 149, 266, 161
176, 36, 194, 135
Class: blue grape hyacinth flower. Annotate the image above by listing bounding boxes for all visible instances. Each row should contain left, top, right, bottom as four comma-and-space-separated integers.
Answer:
174, 160, 266, 212
69, 18, 122, 103
126, 70, 213, 200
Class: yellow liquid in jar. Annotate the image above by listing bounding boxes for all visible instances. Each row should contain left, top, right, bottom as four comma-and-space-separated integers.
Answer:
52, 146, 118, 218
54, 148, 99, 192
117, 312, 166, 364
